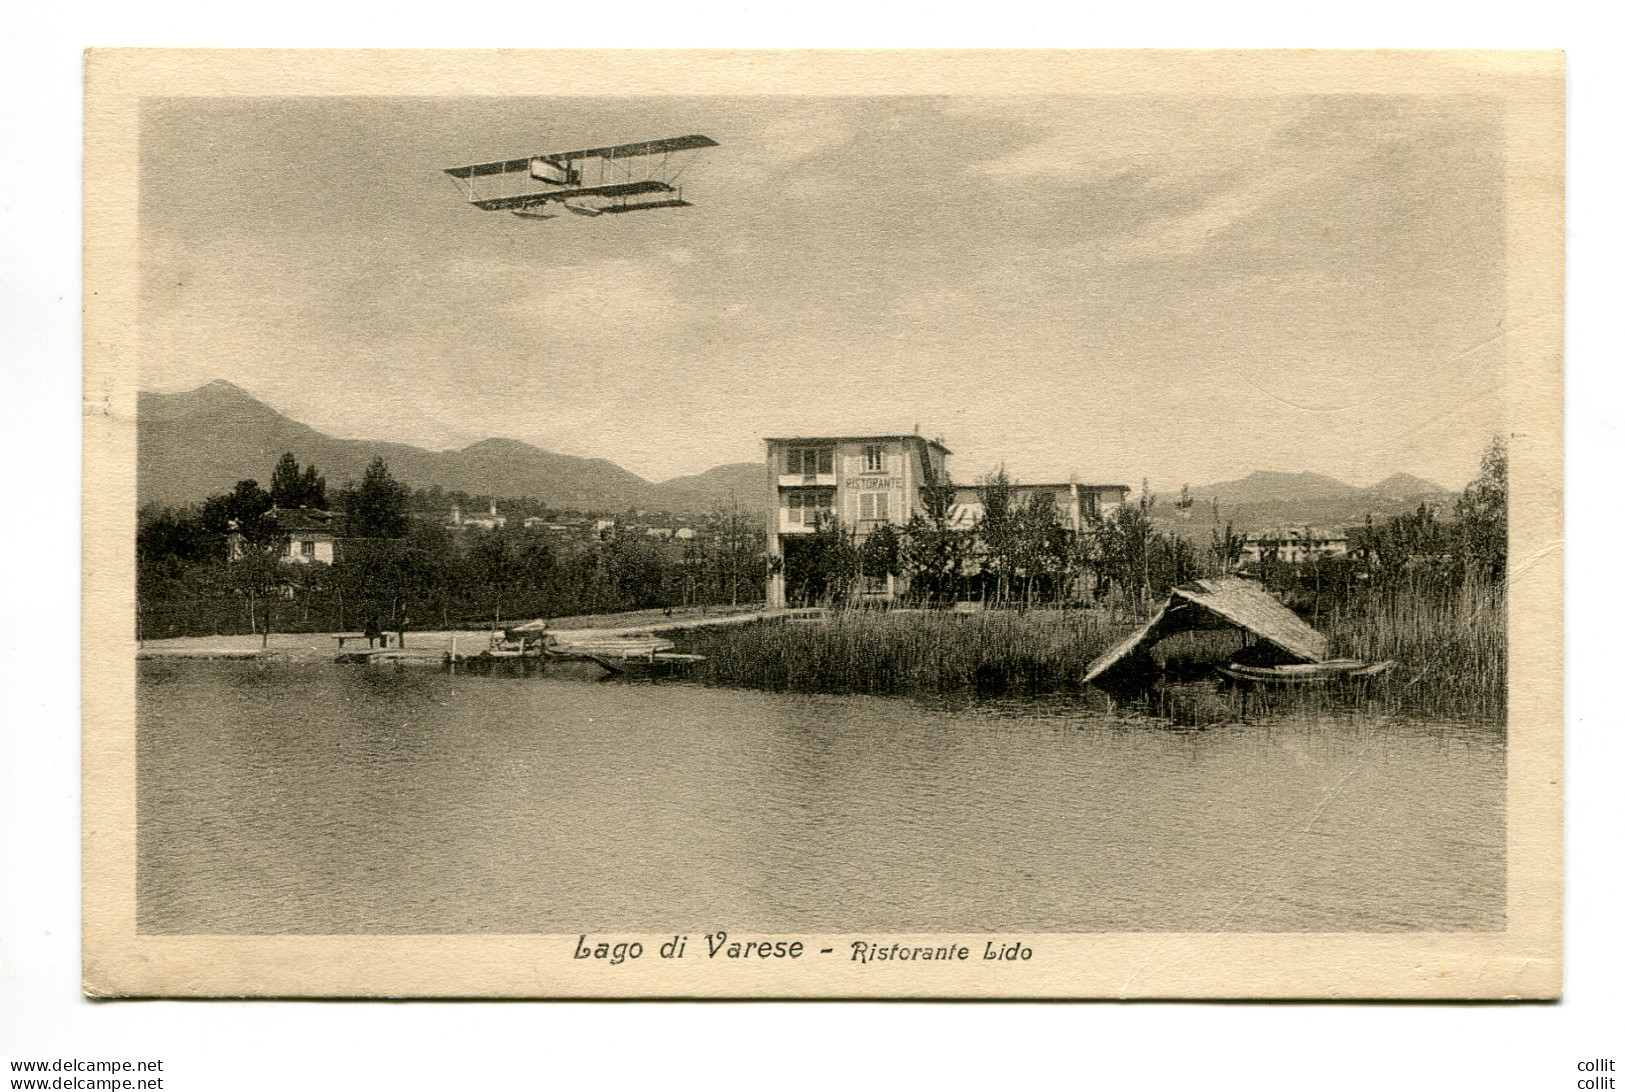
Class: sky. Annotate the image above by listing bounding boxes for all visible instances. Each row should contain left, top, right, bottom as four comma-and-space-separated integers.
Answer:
140, 93, 1506, 489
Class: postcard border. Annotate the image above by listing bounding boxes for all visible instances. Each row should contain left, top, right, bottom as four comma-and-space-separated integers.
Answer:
83, 48, 1563, 998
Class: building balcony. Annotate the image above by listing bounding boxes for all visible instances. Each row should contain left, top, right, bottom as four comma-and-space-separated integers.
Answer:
778, 473, 837, 488
778, 514, 832, 534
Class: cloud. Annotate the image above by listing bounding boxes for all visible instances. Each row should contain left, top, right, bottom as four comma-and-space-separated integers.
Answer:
760, 106, 856, 164
968, 98, 1288, 180
1096, 166, 1296, 261
512, 258, 680, 342
725, 105, 858, 187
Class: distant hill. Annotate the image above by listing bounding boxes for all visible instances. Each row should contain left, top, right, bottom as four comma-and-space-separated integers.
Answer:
654, 463, 771, 515
1358, 472, 1448, 501
1158, 468, 1456, 535
142, 380, 1453, 530
138, 381, 767, 517
1187, 470, 1357, 507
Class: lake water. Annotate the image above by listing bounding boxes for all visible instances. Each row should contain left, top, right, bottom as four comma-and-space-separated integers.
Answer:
137, 661, 1504, 934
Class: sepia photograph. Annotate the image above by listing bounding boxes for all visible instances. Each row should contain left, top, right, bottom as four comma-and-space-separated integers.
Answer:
80, 49, 1564, 998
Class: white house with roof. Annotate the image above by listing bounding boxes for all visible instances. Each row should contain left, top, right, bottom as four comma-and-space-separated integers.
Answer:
449, 502, 506, 531
226, 507, 338, 564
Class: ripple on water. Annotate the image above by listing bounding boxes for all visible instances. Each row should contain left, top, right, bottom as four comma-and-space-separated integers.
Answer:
137, 660, 1506, 934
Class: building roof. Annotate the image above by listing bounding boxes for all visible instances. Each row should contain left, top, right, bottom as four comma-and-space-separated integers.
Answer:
1084, 577, 1329, 686
269, 507, 337, 535
951, 482, 1130, 494
1245, 527, 1349, 540
764, 435, 952, 456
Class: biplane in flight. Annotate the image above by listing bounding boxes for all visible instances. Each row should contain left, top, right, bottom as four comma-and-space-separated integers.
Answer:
444, 134, 718, 221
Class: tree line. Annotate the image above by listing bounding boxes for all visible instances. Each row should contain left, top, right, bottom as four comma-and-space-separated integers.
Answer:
780, 437, 1508, 616
137, 455, 766, 641
780, 468, 1214, 611
138, 440, 1508, 638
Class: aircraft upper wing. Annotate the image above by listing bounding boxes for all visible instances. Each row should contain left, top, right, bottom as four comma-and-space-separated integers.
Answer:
445, 156, 535, 180
446, 134, 717, 178
468, 180, 671, 211
535, 134, 718, 164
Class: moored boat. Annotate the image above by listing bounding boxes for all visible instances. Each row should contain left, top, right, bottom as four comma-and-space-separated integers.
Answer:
1217, 659, 1394, 685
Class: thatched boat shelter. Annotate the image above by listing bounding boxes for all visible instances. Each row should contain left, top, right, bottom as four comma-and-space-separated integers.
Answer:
1084, 577, 1328, 688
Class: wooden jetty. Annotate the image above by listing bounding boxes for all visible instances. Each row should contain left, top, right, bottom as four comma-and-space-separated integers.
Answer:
335, 647, 450, 666
507, 606, 824, 641
459, 607, 826, 677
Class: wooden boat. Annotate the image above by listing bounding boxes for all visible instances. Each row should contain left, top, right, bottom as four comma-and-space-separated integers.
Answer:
1087, 577, 1329, 689
544, 633, 706, 676
1217, 659, 1394, 685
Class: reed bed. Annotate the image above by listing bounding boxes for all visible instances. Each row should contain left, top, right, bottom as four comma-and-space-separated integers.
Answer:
1323, 578, 1506, 722
678, 609, 1124, 698
679, 578, 1506, 723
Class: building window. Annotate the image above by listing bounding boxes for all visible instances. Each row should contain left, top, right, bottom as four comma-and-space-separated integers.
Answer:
301, 540, 316, 557
863, 444, 884, 473
858, 492, 890, 522
786, 489, 834, 527
785, 447, 833, 477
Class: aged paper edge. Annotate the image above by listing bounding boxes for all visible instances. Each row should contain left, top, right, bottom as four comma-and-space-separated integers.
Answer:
82, 48, 1564, 999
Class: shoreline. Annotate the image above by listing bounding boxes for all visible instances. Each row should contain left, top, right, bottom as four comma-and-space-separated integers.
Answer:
136, 603, 781, 663
136, 599, 1503, 722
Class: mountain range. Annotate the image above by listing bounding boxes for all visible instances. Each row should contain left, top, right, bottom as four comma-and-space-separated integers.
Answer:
1156, 470, 1455, 534
1183, 469, 1446, 507
139, 381, 1455, 530
138, 381, 768, 516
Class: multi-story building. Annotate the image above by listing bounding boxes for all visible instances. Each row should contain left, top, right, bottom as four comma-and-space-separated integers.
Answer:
764, 434, 951, 607
1239, 527, 1350, 566
764, 434, 1129, 607
946, 482, 1129, 532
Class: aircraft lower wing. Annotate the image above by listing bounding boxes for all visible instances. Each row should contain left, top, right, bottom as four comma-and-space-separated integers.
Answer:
470, 180, 671, 211
598, 198, 693, 214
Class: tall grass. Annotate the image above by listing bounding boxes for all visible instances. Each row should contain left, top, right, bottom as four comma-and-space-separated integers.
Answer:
1323, 575, 1505, 722
678, 577, 1506, 723
678, 609, 1122, 697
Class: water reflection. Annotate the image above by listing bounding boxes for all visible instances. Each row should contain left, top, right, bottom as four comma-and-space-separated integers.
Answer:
137, 661, 1504, 935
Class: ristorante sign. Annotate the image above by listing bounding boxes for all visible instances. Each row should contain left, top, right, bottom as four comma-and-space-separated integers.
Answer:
844, 476, 902, 491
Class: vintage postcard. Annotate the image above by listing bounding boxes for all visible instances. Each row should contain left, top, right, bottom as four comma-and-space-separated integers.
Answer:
84, 49, 1563, 998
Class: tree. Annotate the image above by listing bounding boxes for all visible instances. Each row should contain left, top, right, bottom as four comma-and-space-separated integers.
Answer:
860, 521, 902, 593
467, 527, 517, 624
901, 478, 968, 605
199, 479, 274, 544
708, 502, 763, 607
1456, 435, 1507, 583
269, 453, 326, 509
975, 467, 1020, 605
784, 513, 859, 606
1210, 521, 1245, 576
336, 519, 450, 640
345, 458, 410, 539
1087, 482, 1159, 609
1012, 491, 1070, 605
137, 505, 215, 567
226, 535, 287, 647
